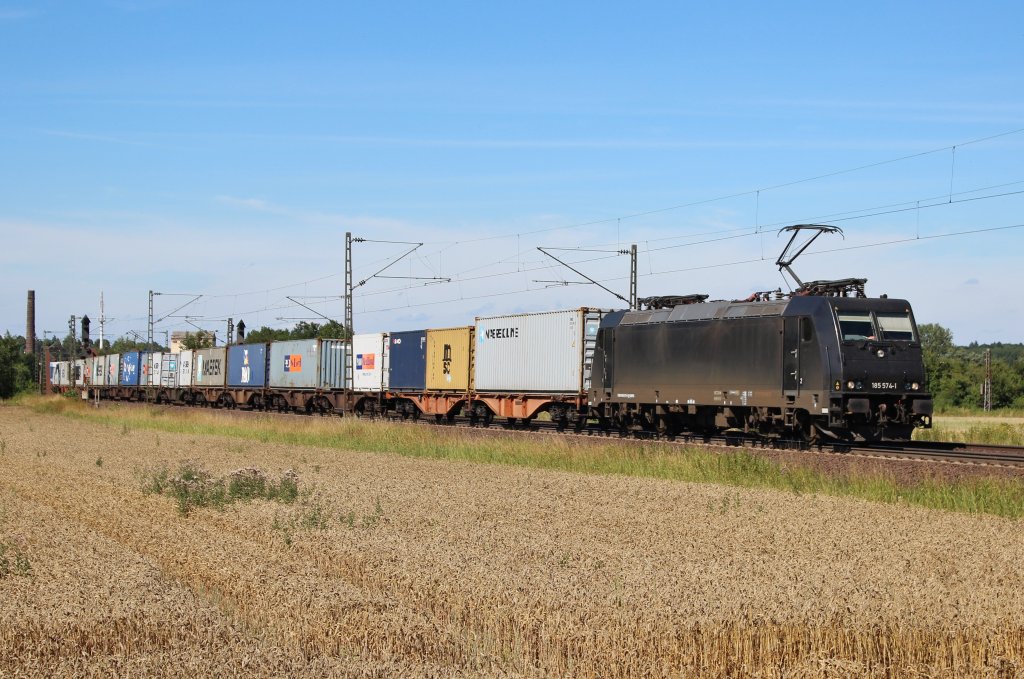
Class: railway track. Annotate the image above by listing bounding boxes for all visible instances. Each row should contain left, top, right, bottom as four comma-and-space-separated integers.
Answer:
91, 398, 1024, 470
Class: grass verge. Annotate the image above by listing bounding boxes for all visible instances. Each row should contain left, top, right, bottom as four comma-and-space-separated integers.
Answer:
915, 422, 1024, 446
22, 395, 1024, 519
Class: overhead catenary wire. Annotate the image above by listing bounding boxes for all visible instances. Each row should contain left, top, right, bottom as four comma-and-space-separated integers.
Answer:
85, 127, 1024, 337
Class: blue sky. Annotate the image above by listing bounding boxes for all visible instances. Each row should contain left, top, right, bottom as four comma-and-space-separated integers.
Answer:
2, 1, 1023, 344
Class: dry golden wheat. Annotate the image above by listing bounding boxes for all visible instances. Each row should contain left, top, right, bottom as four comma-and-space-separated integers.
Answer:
1, 405, 1022, 677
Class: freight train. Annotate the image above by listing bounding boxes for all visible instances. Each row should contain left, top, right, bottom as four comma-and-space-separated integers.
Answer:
49, 283, 934, 444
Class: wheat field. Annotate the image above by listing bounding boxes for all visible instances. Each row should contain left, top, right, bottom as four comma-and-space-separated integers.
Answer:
1, 404, 1023, 677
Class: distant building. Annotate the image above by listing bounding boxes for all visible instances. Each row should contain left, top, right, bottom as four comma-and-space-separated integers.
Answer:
169, 331, 189, 354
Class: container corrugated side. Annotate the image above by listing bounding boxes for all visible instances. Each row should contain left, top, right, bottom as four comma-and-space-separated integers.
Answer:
120, 352, 141, 386
194, 348, 227, 387
177, 351, 193, 386
141, 352, 162, 387
353, 333, 389, 391
106, 354, 120, 386
474, 309, 605, 393
227, 344, 268, 388
49, 362, 70, 386
388, 329, 426, 391
319, 339, 347, 390
161, 353, 180, 388
426, 327, 473, 391
138, 352, 153, 386
269, 339, 321, 389
89, 357, 102, 386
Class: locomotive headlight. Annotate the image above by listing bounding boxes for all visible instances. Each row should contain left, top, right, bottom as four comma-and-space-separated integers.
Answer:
846, 380, 856, 390
912, 382, 920, 391
876, 349, 886, 358
856, 381, 864, 390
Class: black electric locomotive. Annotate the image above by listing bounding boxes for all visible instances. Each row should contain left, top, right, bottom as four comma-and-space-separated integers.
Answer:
587, 281, 933, 442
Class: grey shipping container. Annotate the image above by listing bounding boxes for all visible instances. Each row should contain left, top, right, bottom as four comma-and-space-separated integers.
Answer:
388, 329, 426, 391
90, 356, 104, 386
473, 308, 608, 393
194, 347, 227, 387
319, 339, 348, 390
106, 354, 120, 386
268, 339, 348, 390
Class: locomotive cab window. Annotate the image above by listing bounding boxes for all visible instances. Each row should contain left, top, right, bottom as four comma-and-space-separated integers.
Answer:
876, 312, 915, 341
837, 312, 875, 341
800, 317, 814, 342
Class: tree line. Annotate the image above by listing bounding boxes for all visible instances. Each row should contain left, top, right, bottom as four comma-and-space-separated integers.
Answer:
918, 323, 1024, 409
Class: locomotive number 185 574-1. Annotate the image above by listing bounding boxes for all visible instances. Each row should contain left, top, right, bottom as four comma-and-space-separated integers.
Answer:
871, 382, 897, 390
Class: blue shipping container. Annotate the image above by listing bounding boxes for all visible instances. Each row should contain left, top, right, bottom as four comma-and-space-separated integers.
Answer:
388, 329, 426, 391
227, 343, 268, 388
120, 352, 141, 386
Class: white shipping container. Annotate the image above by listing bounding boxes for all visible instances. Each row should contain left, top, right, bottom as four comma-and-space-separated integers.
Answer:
178, 350, 194, 387
352, 333, 389, 391
152, 352, 163, 386
161, 353, 180, 388
74, 359, 86, 386
49, 362, 70, 387
474, 309, 607, 393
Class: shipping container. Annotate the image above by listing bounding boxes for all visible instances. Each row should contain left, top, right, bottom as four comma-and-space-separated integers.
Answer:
106, 354, 120, 386
269, 339, 321, 390
319, 339, 348, 390
177, 350, 193, 387
150, 352, 163, 387
268, 339, 349, 390
137, 352, 161, 387
138, 352, 152, 386
90, 356, 104, 386
426, 326, 474, 391
74, 359, 86, 386
161, 353, 179, 388
474, 309, 606, 393
353, 333, 389, 391
227, 343, 268, 388
120, 352, 141, 386
194, 347, 227, 387
388, 329, 427, 391
49, 362, 70, 387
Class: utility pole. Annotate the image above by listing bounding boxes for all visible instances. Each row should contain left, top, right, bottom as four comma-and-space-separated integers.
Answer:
148, 290, 154, 349
983, 348, 992, 412
25, 290, 35, 355
629, 243, 637, 310
227, 318, 234, 345
345, 231, 354, 391
99, 291, 105, 352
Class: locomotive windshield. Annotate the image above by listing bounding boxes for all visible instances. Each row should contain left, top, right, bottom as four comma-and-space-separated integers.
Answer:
837, 312, 875, 341
876, 312, 916, 341
836, 310, 917, 342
